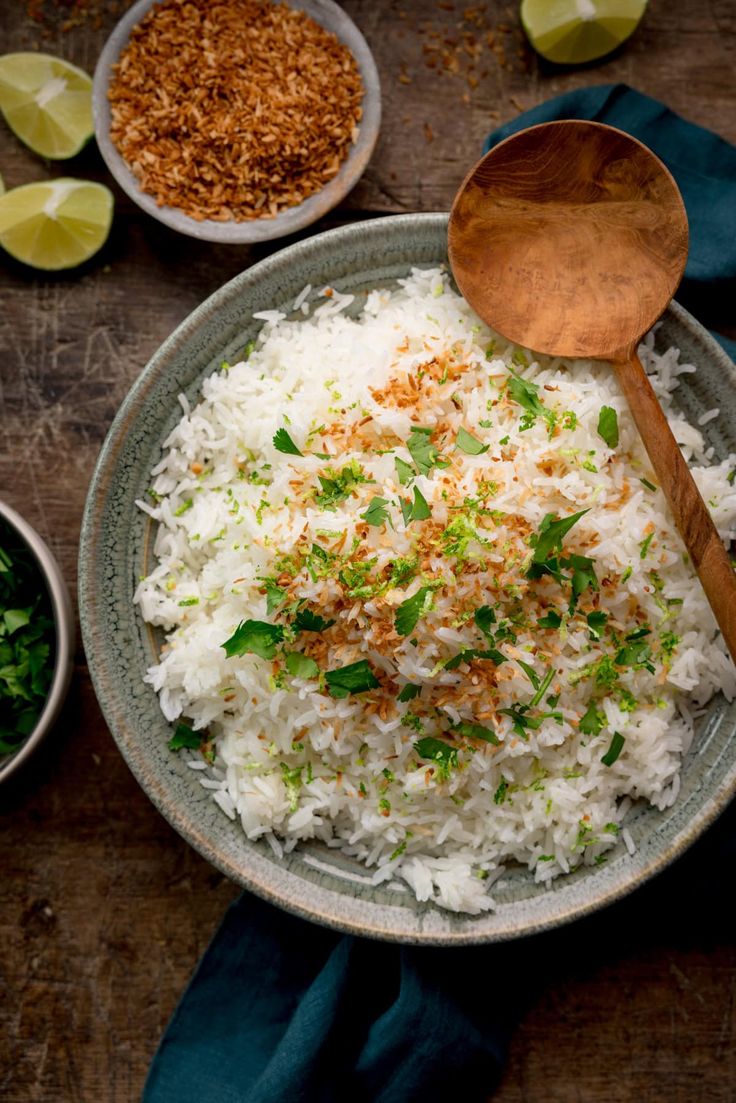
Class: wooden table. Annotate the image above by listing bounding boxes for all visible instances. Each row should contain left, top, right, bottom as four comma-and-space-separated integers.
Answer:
1, 2, 734, 1099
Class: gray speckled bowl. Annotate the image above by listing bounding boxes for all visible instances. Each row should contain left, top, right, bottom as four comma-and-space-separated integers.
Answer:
93, 0, 381, 243
79, 213, 736, 944
0, 501, 74, 783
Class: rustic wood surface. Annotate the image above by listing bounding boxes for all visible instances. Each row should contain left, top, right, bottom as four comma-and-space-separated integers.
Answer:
1, 1, 734, 1100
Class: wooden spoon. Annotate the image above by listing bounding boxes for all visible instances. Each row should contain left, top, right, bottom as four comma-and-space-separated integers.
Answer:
448, 119, 736, 662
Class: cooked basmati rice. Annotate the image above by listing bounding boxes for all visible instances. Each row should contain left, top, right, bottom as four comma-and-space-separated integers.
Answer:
134, 268, 736, 914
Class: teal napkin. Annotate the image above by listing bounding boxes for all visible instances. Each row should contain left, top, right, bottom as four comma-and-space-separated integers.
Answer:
144, 87, 736, 1103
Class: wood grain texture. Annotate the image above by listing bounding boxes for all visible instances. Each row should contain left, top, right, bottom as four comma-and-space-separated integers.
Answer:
449, 118, 736, 662
0, 1, 735, 1100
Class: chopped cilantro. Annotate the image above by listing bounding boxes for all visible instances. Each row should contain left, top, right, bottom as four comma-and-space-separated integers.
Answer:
222, 619, 285, 660
456, 426, 489, 455
530, 509, 589, 564
273, 428, 302, 456
361, 496, 389, 527
537, 610, 562, 629
516, 659, 541, 690
401, 712, 425, 733
601, 731, 625, 766
315, 461, 368, 510
641, 477, 657, 492
411, 486, 431, 521
474, 605, 496, 637
507, 369, 556, 430
639, 531, 655, 559
395, 586, 433, 636
597, 406, 619, 448
395, 457, 415, 486
168, 723, 202, 751
260, 577, 286, 615
325, 659, 379, 698
445, 646, 505, 670
579, 700, 605, 736
397, 683, 421, 702
407, 426, 446, 477
414, 737, 459, 777
660, 631, 680, 660
586, 610, 608, 640
452, 720, 499, 745
285, 652, 320, 679
615, 638, 654, 672
493, 778, 509, 805
294, 608, 335, 632
174, 498, 193, 516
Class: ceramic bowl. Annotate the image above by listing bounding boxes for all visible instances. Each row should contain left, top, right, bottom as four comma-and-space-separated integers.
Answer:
0, 501, 74, 783
79, 213, 736, 943
93, 0, 381, 243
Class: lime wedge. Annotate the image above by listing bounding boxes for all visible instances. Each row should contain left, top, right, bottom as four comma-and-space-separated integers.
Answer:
0, 52, 93, 159
520, 0, 647, 64
0, 179, 113, 270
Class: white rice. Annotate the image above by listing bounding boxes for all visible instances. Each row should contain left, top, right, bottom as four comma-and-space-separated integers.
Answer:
134, 268, 736, 915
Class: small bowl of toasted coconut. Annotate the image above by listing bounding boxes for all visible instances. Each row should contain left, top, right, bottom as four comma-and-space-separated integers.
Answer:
93, 0, 381, 243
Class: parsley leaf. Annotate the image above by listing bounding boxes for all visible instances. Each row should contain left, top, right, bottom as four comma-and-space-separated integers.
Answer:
452, 720, 500, 745
597, 406, 619, 449
168, 723, 202, 751
222, 619, 285, 660
294, 608, 336, 632
601, 731, 625, 766
395, 586, 433, 636
325, 659, 379, 698
361, 496, 389, 527
456, 426, 489, 455
273, 428, 303, 456
285, 651, 320, 679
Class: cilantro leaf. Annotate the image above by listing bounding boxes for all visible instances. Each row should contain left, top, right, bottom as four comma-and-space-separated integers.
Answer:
444, 646, 506, 670
315, 461, 368, 510
273, 428, 303, 456
474, 605, 496, 638
293, 608, 336, 632
601, 731, 625, 766
537, 610, 562, 629
516, 659, 540, 690
397, 683, 421, 702
260, 577, 286, 615
563, 553, 598, 606
456, 426, 489, 455
407, 427, 444, 476
579, 700, 605, 736
400, 486, 432, 526
615, 638, 654, 671
597, 406, 619, 449
168, 723, 202, 751
285, 652, 320, 679
414, 737, 459, 773
222, 619, 285, 660
361, 496, 389, 527
395, 586, 433, 637
531, 510, 589, 564
586, 610, 608, 640
395, 457, 415, 486
507, 369, 556, 429
325, 659, 379, 698
452, 720, 500, 745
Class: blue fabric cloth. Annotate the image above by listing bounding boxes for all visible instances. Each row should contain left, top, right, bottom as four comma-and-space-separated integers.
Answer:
144, 88, 736, 1103
482, 84, 736, 360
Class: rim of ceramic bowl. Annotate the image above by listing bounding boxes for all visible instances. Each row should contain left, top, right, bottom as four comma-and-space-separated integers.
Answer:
92, 0, 382, 244
0, 501, 75, 783
79, 212, 736, 943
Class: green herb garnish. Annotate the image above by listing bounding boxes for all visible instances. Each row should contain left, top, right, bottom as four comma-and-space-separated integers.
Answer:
456, 426, 489, 455
452, 720, 499, 745
597, 406, 619, 448
397, 683, 421, 702
361, 496, 389, 527
167, 723, 202, 752
395, 586, 433, 637
324, 659, 379, 698
294, 608, 336, 632
222, 619, 285, 660
285, 652, 320, 679
273, 428, 302, 456
601, 731, 625, 766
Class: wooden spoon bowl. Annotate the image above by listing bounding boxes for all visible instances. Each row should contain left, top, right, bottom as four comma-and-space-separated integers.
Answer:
449, 120, 736, 661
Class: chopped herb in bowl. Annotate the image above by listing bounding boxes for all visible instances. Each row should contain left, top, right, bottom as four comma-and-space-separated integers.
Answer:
0, 506, 73, 778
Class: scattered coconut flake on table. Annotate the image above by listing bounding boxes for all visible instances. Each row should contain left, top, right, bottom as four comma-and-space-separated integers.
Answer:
134, 267, 736, 914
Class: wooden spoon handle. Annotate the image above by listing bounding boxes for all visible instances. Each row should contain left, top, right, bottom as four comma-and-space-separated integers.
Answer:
614, 353, 736, 663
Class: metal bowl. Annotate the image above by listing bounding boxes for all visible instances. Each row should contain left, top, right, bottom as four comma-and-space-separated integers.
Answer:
92, 0, 381, 244
0, 501, 74, 783
79, 213, 736, 943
